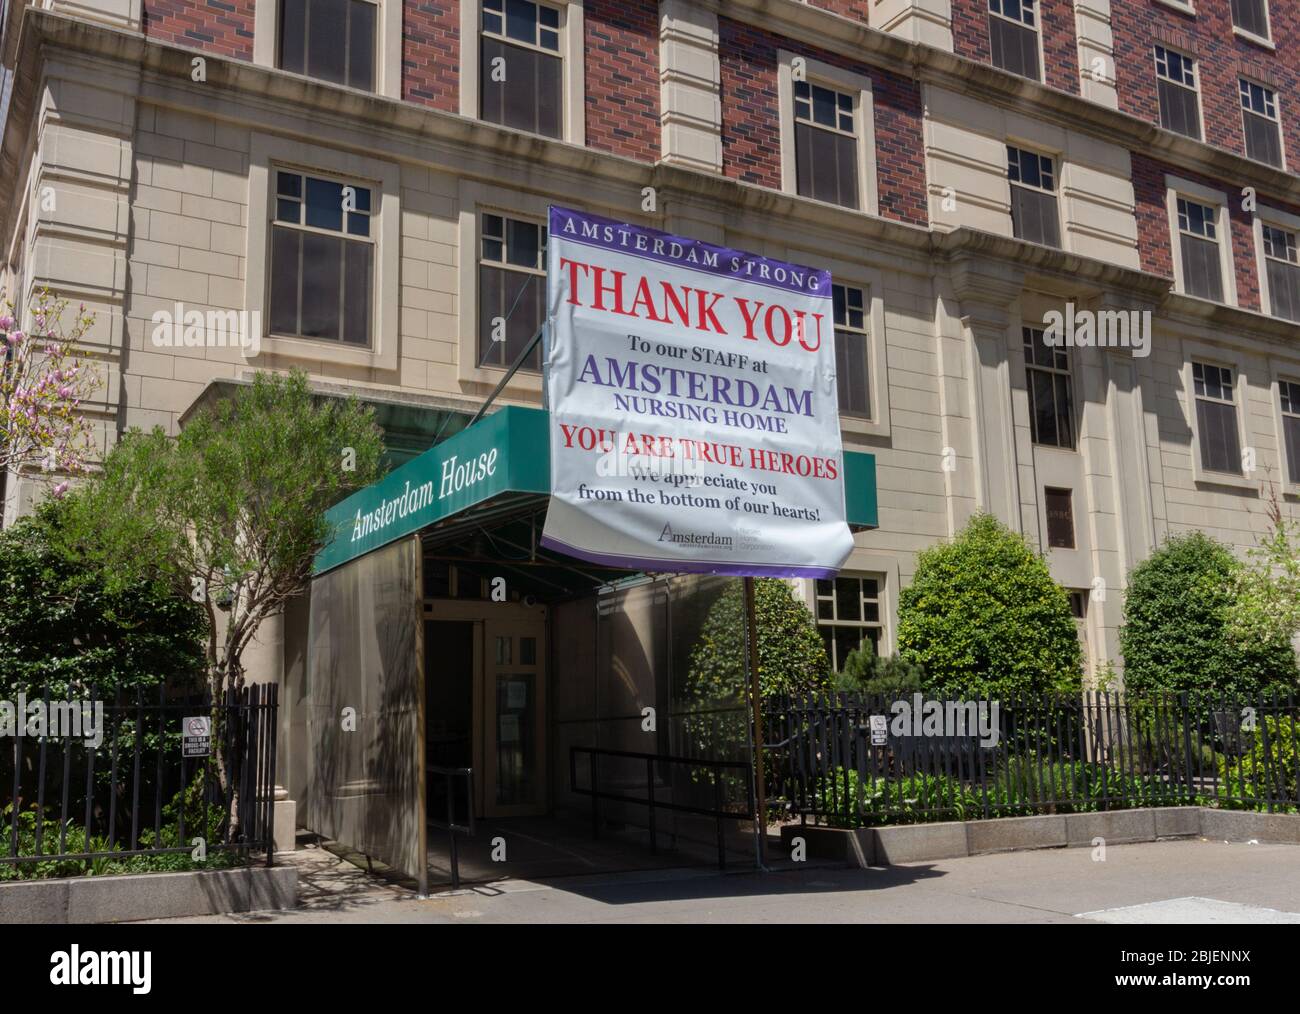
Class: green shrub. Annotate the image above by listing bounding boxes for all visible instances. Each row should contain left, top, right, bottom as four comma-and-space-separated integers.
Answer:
897, 514, 1083, 697
1120, 532, 1298, 702
831, 646, 925, 697
813, 769, 981, 827
1215, 715, 1299, 811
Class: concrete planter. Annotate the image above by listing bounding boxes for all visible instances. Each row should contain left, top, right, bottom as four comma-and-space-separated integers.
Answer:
778, 806, 1296, 868
0, 864, 297, 924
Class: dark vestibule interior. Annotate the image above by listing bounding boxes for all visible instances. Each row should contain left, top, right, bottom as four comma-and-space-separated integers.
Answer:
298, 495, 764, 891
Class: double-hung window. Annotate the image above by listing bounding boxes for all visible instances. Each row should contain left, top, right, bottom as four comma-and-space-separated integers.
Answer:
1231, 0, 1270, 42
1176, 197, 1224, 302
478, 213, 545, 371
1024, 326, 1074, 449
1155, 46, 1201, 140
269, 169, 373, 345
279, 0, 376, 91
794, 81, 859, 210
1193, 361, 1241, 475
1240, 80, 1283, 168
1263, 224, 1300, 322
988, 0, 1040, 81
1008, 146, 1060, 248
480, 0, 563, 139
1280, 380, 1300, 485
815, 576, 883, 670
832, 283, 870, 418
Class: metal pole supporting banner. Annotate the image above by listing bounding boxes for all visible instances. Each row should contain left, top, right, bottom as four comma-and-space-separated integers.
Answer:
743, 576, 768, 868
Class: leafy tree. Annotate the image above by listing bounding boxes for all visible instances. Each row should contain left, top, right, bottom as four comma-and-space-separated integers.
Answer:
0, 500, 205, 697
1226, 486, 1300, 651
897, 513, 1082, 697
0, 290, 100, 489
1120, 530, 1297, 700
53, 370, 384, 755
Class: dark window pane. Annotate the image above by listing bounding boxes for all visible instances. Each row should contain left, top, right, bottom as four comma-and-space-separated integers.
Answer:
1011, 186, 1061, 247
795, 122, 858, 209
990, 16, 1040, 80
1267, 259, 1300, 322
835, 328, 870, 417
1196, 399, 1241, 474
276, 198, 300, 224
1158, 80, 1201, 139
1045, 488, 1074, 549
343, 240, 372, 345
1181, 234, 1223, 302
300, 231, 343, 339
1244, 112, 1282, 168
817, 597, 834, 620
835, 578, 861, 622
506, 0, 536, 43
1232, 0, 1269, 38
479, 265, 542, 371
481, 37, 562, 139
506, 218, 540, 268
305, 176, 344, 231
269, 226, 301, 336
277, 172, 302, 198
834, 627, 866, 670
1284, 414, 1300, 485
815, 579, 834, 596
348, 0, 375, 91
307, 0, 348, 86
279, 0, 307, 74
1029, 367, 1058, 445
1053, 372, 1074, 448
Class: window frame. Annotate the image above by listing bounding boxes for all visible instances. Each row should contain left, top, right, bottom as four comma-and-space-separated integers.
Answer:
460, 0, 586, 146
1230, 0, 1273, 49
245, 133, 400, 370
475, 210, 547, 374
1022, 324, 1075, 450
1153, 44, 1204, 141
1254, 206, 1300, 324
777, 50, 879, 218
987, 0, 1044, 82
1182, 345, 1255, 489
1006, 144, 1062, 248
831, 280, 871, 420
1165, 176, 1237, 307
254, 0, 401, 98
1238, 77, 1285, 170
1272, 371, 1300, 493
812, 573, 886, 672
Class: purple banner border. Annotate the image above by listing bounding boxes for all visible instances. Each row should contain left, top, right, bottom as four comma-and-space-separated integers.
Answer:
540, 533, 842, 580
549, 205, 831, 299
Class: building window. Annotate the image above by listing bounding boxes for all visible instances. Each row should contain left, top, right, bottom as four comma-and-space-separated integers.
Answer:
1263, 224, 1300, 322
1240, 80, 1282, 168
793, 80, 859, 210
1024, 326, 1074, 449
279, 0, 376, 91
1192, 361, 1241, 475
832, 283, 870, 418
480, 0, 562, 139
988, 0, 1040, 81
1176, 197, 1223, 302
1280, 380, 1300, 485
1154, 46, 1201, 140
269, 169, 373, 346
1044, 487, 1075, 549
815, 576, 883, 671
1231, 0, 1270, 40
1068, 590, 1088, 620
1007, 146, 1060, 248
478, 212, 545, 371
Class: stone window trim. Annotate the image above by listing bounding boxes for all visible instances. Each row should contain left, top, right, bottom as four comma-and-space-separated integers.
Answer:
1181, 340, 1255, 491
1268, 358, 1300, 496
1153, 0, 1196, 17
1253, 204, 1300, 322
785, 247, 890, 439
1165, 175, 1238, 308
776, 50, 879, 218
245, 133, 401, 371
254, 0, 402, 99
460, 0, 586, 146
794, 554, 899, 659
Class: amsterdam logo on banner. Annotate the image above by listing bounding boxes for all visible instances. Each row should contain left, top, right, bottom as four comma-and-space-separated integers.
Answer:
541, 206, 854, 578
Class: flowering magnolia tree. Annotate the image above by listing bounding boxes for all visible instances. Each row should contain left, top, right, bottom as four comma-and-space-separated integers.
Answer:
0, 290, 100, 497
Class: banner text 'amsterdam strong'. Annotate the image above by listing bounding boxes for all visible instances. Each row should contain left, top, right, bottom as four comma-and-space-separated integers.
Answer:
541, 207, 853, 578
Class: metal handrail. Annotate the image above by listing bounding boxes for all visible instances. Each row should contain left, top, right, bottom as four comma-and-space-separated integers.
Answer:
426, 764, 474, 889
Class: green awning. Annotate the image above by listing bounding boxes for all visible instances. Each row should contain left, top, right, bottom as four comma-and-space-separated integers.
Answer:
314, 406, 878, 575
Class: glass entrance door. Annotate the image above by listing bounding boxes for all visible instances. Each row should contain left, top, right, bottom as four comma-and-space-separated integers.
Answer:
482, 616, 547, 817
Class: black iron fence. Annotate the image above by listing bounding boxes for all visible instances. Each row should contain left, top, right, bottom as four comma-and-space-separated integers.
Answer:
2, 682, 279, 878
766, 690, 1300, 828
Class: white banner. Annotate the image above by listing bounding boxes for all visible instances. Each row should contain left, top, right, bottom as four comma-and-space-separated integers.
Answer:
541, 206, 853, 577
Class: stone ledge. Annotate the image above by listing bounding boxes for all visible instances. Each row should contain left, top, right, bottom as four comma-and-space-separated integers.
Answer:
779, 807, 1297, 868
0, 865, 297, 924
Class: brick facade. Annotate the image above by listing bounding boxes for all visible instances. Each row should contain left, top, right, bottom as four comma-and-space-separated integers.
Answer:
404, 0, 459, 111
142, 0, 254, 61
584, 0, 659, 161
807, 0, 873, 22
952, 0, 1080, 96
1110, 0, 1300, 163
718, 17, 928, 226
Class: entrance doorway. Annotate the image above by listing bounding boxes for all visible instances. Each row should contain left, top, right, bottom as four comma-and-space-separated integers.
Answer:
424, 602, 548, 819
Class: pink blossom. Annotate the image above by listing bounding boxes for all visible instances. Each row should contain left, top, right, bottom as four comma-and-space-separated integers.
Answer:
52, 482, 69, 498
